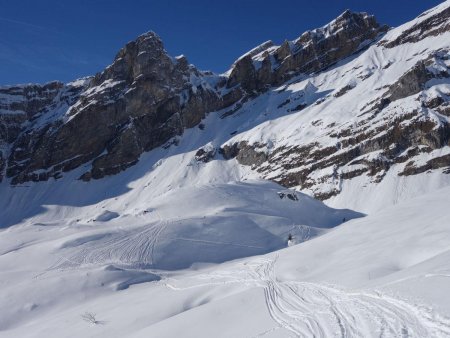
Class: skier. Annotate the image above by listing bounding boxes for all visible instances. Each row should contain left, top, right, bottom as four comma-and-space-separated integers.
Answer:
287, 233, 294, 246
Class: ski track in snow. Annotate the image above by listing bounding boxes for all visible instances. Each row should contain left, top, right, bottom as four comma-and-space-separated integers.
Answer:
166, 255, 450, 338
52, 218, 169, 269
172, 237, 265, 249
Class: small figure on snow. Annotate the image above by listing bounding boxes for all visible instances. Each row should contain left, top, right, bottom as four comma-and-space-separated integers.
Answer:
287, 233, 294, 247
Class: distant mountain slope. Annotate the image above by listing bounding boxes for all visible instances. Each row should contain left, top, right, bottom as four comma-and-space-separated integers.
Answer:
220, 1, 450, 209
1, 3, 449, 213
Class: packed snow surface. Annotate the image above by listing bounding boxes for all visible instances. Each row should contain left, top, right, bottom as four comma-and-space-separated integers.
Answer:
1, 184, 450, 337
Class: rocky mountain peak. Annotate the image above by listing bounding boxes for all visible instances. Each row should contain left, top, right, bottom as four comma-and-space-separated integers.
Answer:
92, 31, 174, 86
219, 2, 450, 202
1, 29, 230, 184
1, 1, 449, 192
335, 9, 372, 24
299, 9, 380, 41
227, 11, 388, 92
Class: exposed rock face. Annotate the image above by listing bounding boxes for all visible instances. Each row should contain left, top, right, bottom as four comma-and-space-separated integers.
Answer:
72, 32, 228, 180
220, 142, 268, 167
0, 80, 89, 182
0, 81, 86, 154
227, 10, 388, 93
225, 116, 449, 200
277, 191, 299, 201
194, 146, 217, 163
2, 33, 232, 184
382, 5, 450, 48
221, 47, 450, 200
1, 3, 449, 196
387, 53, 449, 102
1, 81, 69, 119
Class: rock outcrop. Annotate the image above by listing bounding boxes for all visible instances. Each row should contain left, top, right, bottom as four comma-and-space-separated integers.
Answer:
0, 80, 89, 182
381, 5, 450, 48
221, 48, 450, 200
2, 33, 231, 184
227, 11, 388, 93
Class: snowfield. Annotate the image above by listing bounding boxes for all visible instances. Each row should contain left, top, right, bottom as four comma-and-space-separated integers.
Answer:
0, 128, 449, 337
0, 150, 362, 336
1, 185, 450, 337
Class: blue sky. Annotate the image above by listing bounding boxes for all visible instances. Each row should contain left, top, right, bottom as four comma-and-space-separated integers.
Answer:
0, 0, 444, 85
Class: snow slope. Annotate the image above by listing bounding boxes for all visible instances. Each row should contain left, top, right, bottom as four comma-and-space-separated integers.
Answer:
214, 0, 450, 212
0, 141, 361, 269
1, 186, 450, 337
0, 138, 361, 335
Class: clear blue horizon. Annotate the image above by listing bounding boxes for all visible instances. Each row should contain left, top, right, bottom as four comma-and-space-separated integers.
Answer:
0, 0, 445, 85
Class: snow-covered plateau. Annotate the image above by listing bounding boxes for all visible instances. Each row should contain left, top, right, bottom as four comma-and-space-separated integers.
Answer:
1, 1, 450, 337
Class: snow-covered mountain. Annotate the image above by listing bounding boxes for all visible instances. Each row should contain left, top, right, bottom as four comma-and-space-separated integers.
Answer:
1, 1, 450, 337
1, 3, 449, 212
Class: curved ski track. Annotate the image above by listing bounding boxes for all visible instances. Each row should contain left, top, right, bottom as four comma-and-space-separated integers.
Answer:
54, 219, 169, 269
166, 256, 450, 337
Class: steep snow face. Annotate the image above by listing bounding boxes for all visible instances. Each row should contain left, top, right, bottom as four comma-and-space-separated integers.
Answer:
218, 1, 450, 212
